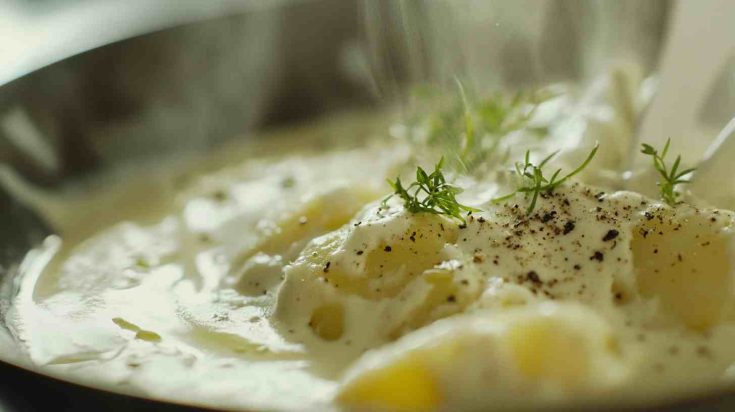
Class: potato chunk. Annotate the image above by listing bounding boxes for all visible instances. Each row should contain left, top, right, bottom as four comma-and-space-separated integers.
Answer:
251, 186, 378, 259
338, 354, 441, 410
228, 186, 378, 289
318, 212, 460, 300
632, 208, 734, 330
337, 303, 628, 411
275, 208, 483, 349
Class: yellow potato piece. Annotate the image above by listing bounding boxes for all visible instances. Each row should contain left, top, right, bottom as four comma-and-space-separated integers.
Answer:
338, 355, 441, 411
507, 317, 588, 385
321, 213, 459, 300
236, 186, 378, 265
632, 209, 733, 330
276, 210, 481, 344
338, 303, 626, 410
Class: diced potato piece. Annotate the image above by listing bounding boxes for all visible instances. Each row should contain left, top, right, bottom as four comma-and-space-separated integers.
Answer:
234, 186, 378, 266
275, 209, 482, 347
305, 212, 460, 300
508, 316, 590, 385
228, 186, 377, 294
632, 209, 734, 330
386, 262, 476, 339
337, 303, 627, 411
337, 355, 441, 411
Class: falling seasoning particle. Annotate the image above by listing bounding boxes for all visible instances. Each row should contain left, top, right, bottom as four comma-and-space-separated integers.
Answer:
590, 251, 604, 262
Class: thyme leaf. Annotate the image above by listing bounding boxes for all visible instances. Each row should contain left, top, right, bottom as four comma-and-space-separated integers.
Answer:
492, 144, 599, 214
640, 138, 695, 206
383, 158, 480, 225
413, 81, 555, 173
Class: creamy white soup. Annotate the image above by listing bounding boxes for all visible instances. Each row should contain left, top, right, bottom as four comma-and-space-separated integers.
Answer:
3, 73, 735, 411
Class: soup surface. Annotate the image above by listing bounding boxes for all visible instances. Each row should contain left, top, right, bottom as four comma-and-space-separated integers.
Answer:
3, 75, 735, 411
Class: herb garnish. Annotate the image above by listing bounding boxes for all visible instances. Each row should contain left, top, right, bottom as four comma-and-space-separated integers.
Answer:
640, 138, 695, 206
492, 144, 599, 214
383, 158, 479, 225
412, 81, 555, 173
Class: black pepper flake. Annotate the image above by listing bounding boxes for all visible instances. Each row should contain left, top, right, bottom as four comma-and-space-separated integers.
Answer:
446, 295, 456, 303
478, 217, 486, 223
644, 212, 654, 220
526, 271, 541, 284
323, 261, 331, 273
602, 229, 619, 242
409, 232, 416, 242
590, 251, 604, 262
541, 211, 557, 223
573, 264, 581, 270
384, 246, 392, 252
356, 250, 364, 256
563, 221, 576, 235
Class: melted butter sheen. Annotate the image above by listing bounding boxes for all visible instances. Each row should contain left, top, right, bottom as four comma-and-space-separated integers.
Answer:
4, 105, 735, 411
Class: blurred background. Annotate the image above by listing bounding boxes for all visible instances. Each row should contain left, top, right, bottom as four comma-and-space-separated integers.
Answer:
1, 0, 735, 410
1, 0, 734, 188
0, 0, 677, 188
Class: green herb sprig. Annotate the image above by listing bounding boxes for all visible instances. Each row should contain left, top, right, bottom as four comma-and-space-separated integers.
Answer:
492, 144, 599, 214
383, 158, 480, 225
413, 81, 555, 173
640, 138, 695, 206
